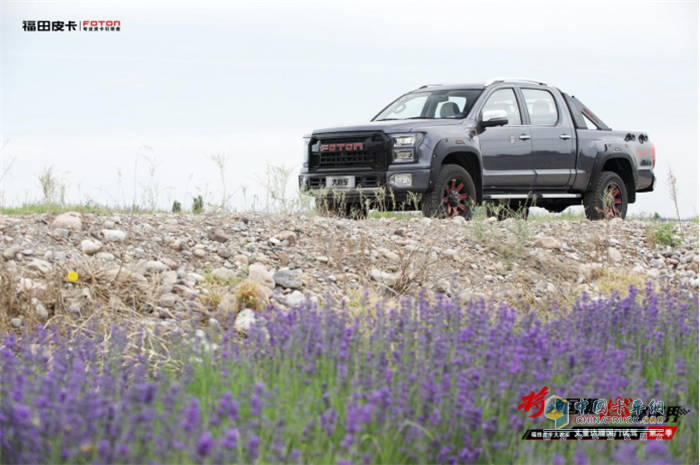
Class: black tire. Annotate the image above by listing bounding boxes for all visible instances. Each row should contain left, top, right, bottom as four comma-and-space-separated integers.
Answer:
421, 164, 476, 219
485, 200, 529, 220
583, 171, 628, 220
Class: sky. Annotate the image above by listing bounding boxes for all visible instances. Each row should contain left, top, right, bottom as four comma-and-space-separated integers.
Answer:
1, 1, 698, 216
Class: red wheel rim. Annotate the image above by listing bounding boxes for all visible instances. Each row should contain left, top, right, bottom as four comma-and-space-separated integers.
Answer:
442, 178, 469, 216
604, 182, 623, 218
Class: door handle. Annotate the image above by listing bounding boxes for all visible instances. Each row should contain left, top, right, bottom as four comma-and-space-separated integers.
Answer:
559, 134, 572, 140
519, 134, 531, 140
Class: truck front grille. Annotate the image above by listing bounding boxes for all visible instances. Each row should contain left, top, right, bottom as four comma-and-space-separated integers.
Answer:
308, 132, 388, 171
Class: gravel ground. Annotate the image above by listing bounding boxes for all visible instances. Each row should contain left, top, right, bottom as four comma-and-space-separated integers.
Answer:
1, 212, 697, 332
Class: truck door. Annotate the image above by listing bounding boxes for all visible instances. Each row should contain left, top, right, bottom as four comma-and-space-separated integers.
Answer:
519, 88, 575, 188
478, 88, 534, 189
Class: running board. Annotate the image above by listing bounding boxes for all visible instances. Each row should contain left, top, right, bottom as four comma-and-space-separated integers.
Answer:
484, 193, 581, 200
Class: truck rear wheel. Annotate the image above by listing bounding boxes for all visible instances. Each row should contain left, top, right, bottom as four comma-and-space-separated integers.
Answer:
583, 171, 628, 220
421, 165, 476, 219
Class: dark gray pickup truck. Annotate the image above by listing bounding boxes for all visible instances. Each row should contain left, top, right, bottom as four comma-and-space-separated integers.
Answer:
300, 78, 656, 220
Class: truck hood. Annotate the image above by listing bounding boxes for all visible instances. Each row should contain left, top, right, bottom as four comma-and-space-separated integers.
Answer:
312, 119, 463, 135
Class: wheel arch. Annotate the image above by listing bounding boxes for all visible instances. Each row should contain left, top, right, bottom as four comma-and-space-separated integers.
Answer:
600, 156, 636, 204
431, 149, 483, 204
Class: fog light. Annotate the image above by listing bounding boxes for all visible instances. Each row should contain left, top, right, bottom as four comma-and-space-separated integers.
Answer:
390, 173, 412, 187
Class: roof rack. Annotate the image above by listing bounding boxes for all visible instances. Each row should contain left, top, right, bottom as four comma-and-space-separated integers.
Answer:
411, 83, 448, 92
485, 77, 548, 86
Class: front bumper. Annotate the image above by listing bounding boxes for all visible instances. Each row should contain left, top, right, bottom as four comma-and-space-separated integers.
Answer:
299, 168, 431, 200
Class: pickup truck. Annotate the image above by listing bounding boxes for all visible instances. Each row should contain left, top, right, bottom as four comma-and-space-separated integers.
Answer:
299, 78, 656, 220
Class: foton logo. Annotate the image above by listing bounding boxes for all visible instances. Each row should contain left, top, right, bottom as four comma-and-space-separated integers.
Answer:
320, 143, 363, 152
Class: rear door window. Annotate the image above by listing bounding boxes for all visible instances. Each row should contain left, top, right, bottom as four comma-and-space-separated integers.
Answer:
522, 89, 559, 125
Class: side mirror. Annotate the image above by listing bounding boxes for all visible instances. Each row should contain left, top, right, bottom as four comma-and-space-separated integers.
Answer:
480, 109, 509, 127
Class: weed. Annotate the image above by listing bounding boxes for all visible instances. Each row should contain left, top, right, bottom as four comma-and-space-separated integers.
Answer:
192, 195, 204, 214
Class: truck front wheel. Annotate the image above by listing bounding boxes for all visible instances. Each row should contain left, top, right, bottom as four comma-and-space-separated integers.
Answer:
421, 165, 476, 219
583, 171, 628, 220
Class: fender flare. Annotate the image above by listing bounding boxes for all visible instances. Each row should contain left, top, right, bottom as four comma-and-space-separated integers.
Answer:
429, 140, 484, 202
588, 149, 638, 202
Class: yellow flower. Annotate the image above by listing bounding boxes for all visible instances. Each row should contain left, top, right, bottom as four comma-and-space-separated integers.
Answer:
67, 272, 79, 283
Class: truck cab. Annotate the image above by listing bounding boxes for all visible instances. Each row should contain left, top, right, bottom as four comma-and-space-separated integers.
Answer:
300, 78, 655, 220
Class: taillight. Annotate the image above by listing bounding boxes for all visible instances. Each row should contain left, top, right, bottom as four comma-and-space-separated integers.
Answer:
651, 143, 656, 168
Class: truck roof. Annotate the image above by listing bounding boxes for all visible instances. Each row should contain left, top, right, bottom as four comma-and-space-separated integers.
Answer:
411, 78, 549, 93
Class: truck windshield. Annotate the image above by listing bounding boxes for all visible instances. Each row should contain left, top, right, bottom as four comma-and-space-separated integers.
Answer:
374, 89, 482, 121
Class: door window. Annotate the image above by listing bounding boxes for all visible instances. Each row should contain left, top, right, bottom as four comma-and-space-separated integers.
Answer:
522, 89, 559, 125
481, 89, 522, 125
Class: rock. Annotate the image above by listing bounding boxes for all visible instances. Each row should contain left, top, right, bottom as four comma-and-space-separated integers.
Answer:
51, 228, 70, 239
105, 268, 147, 283
161, 257, 178, 269
607, 247, 623, 263
187, 273, 205, 283
453, 216, 467, 225
378, 247, 400, 263
50, 212, 82, 230
2, 245, 22, 260
103, 220, 116, 229
10, 318, 22, 328
212, 267, 237, 283
579, 263, 603, 281
81, 239, 103, 255
218, 248, 233, 259
533, 237, 561, 249
248, 263, 275, 290
159, 294, 179, 308
193, 249, 207, 258
692, 255, 699, 274
35, 304, 49, 321
27, 259, 52, 274
208, 318, 221, 332
22, 249, 33, 256
234, 309, 257, 332
316, 256, 329, 263
136, 261, 169, 275
102, 229, 127, 242
286, 290, 304, 307
207, 229, 229, 243
96, 252, 115, 261
273, 269, 303, 289
371, 268, 399, 287
219, 293, 238, 312
234, 255, 249, 266
274, 231, 297, 246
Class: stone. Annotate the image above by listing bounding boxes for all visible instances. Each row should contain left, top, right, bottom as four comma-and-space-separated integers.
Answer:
51, 228, 70, 239
286, 290, 304, 307
187, 273, 205, 283
2, 245, 22, 260
209, 318, 221, 332
248, 263, 275, 290
533, 237, 561, 249
234, 309, 257, 332
378, 248, 400, 263
106, 268, 147, 283
159, 294, 180, 308
96, 252, 115, 261
218, 293, 238, 312
136, 261, 169, 275
234, 255, 249, 266
273, 269, 303, 289
50, 212, 82, 230
35, 304, 49, 321
27, 259, 52, 274
207, 229, 229, 243
81, 239, 103, 255
316, 256, 329, 263
102, 229, 127, 242
193, 249, 207, 258
371, 268, 399, 287
579, 263, 603, 281
211, 267, 237, 283
161, 258, 178, 270
274, 231, 297, 246
607, 247, 623, 263
218, 248, 233, 259
10, 318, 22, 328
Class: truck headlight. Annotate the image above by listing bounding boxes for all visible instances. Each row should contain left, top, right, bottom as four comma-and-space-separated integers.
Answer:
302, 137, 311, 166
390, 133, 423, 163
